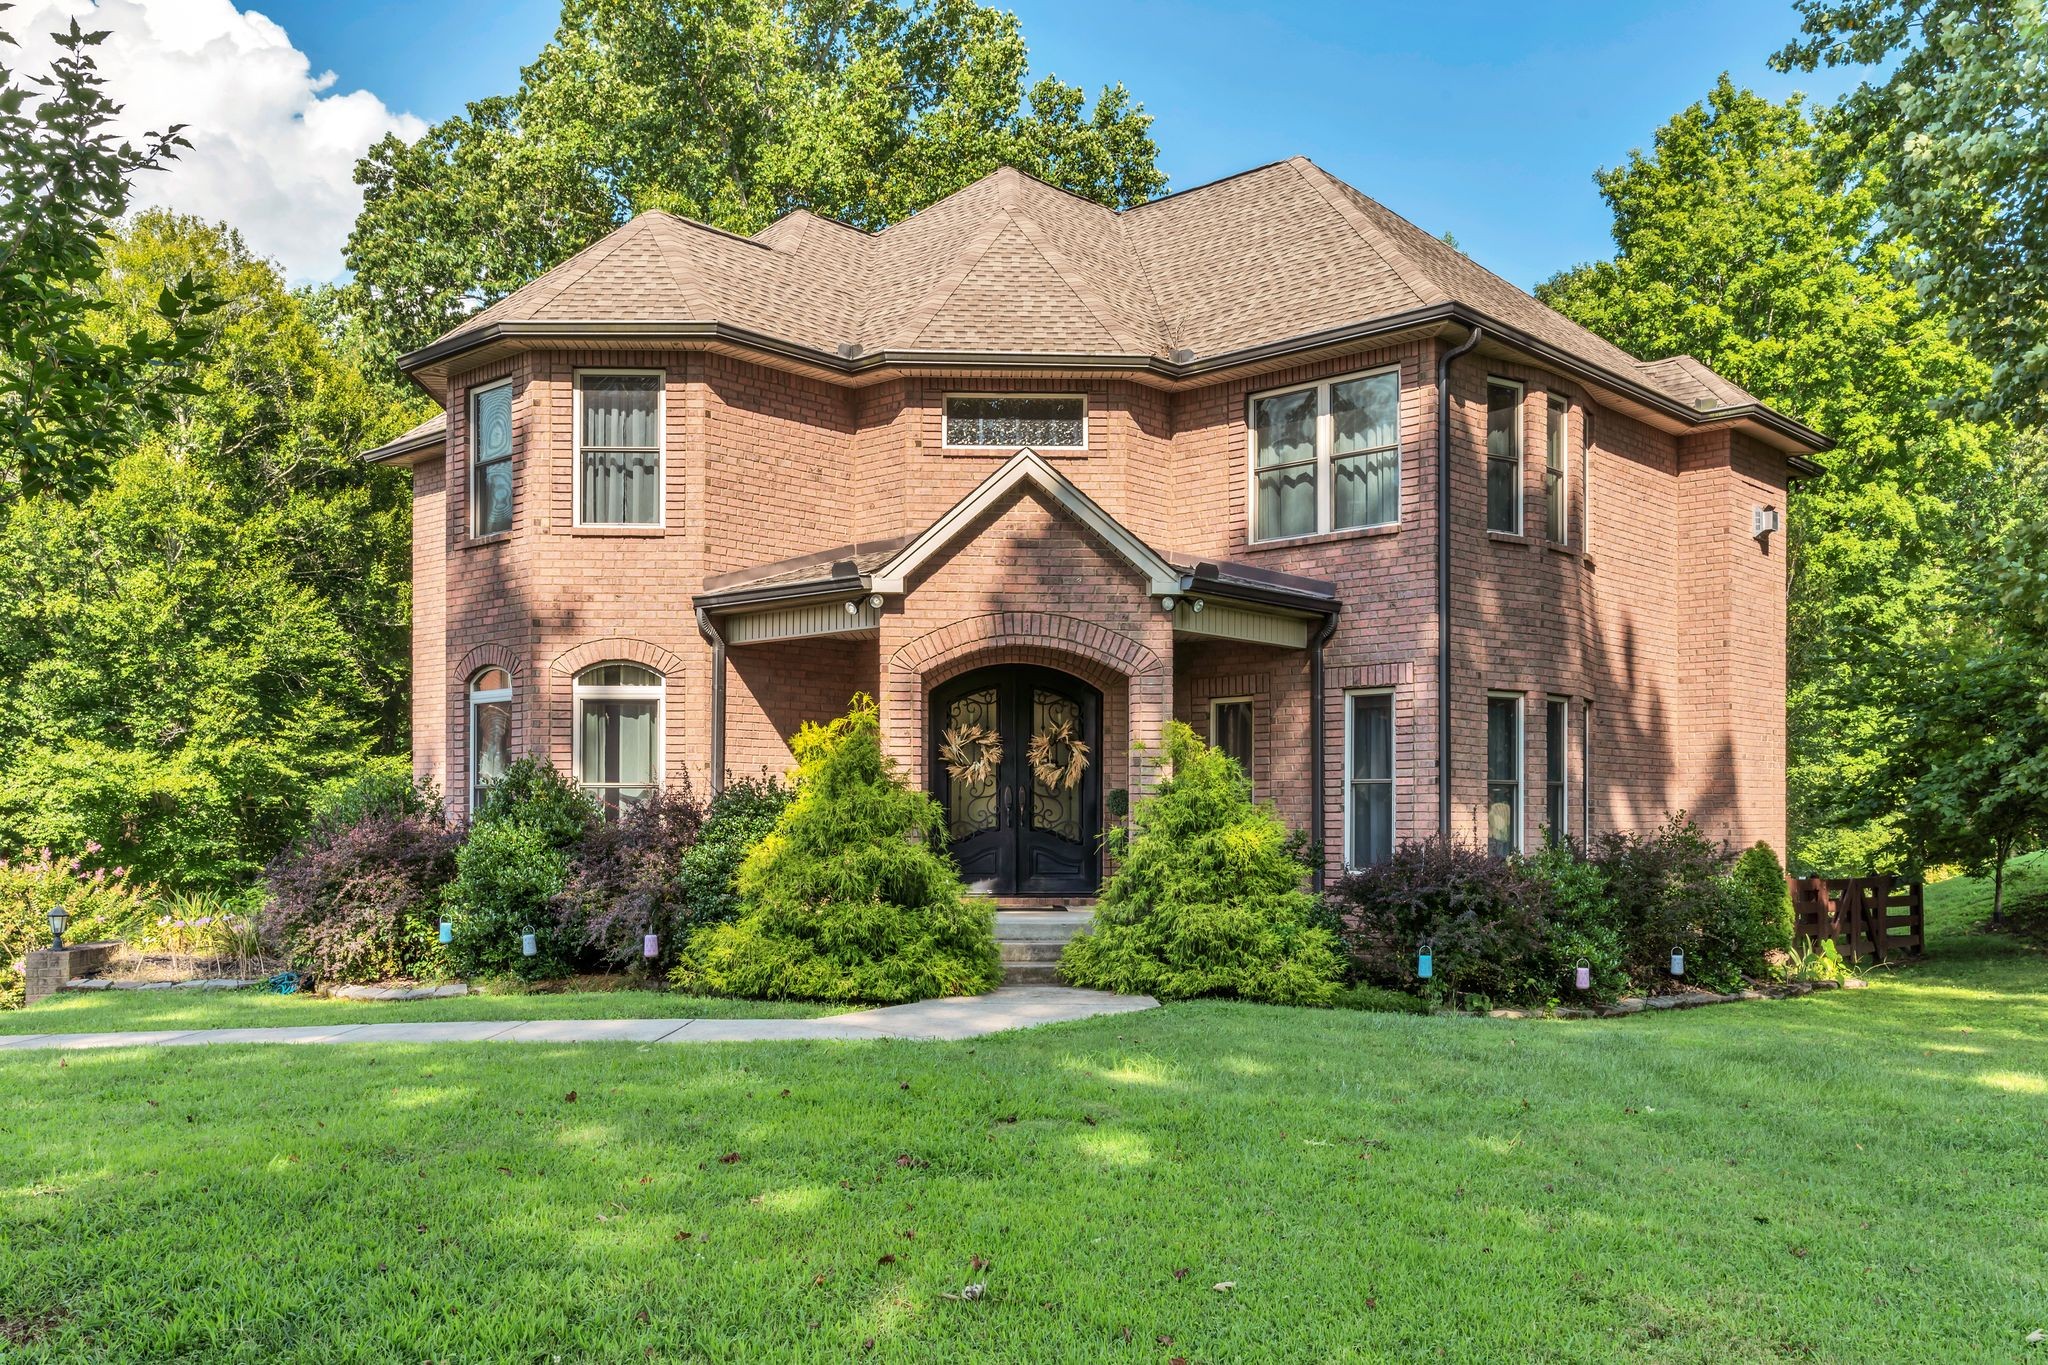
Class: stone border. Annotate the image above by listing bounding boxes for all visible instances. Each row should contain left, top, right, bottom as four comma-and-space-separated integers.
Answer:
1483, 977, 1868, 1021
327, 984, 470, 1001
62, 978, 264, 992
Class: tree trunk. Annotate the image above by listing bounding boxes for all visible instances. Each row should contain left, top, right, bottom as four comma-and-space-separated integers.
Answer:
1992, 835, 2010, 925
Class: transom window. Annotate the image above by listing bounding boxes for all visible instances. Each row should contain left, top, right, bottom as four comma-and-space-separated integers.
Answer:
573, 663, 663, 815
1487, 693, 1524, 856
1346, 691, 1395, 868
943, 395, 1085, 449
1250, 368, 1401, 541
468, 668, 512, 813
470, 381, 514, 537
1486, 379, 1524, 535
1209, 697, 1253, 780
1545, 394, 1569, 544
577, 373, 663, 525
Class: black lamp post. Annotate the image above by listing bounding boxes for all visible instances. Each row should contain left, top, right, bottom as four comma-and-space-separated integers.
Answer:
48, 904, 70, 951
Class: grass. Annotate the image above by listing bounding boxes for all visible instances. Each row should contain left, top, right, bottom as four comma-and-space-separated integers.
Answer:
0, 984, 836, 1034
1, 857, 2043, 1362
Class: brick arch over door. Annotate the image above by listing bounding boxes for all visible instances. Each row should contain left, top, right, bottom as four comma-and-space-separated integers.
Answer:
884, 612, 1170, 804
545, 636, 691, 790
448, 641, 526, 818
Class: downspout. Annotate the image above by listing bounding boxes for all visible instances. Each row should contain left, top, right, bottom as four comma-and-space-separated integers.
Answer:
694, 607, 727, 797
1309, 609, 1340, 891
1436, 325, 1483, 840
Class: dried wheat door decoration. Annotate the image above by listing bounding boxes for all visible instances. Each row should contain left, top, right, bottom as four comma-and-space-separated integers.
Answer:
939, 724, 1003, 787
1028, 718, 1090, 791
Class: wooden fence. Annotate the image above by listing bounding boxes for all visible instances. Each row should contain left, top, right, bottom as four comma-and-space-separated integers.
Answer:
1787, 875, 1924, 962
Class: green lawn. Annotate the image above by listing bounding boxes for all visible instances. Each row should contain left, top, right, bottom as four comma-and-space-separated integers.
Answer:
0, 984, 836, 1034
1, 858, 2043, 1362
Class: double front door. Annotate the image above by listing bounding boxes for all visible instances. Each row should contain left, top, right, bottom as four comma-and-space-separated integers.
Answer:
930, 666, 1101, 897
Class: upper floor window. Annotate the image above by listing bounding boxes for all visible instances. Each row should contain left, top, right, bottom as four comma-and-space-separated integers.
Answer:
1545, 395, 1569, 544
1250, 368, 1400, 542
1209, 697, 1253, 780
468, 668, 512, 813
1486, 380, 1523, 534
470, 381, 514, 537
944, 395, 1085, 450
577, 373, 663, 525
574, 663, 663, 815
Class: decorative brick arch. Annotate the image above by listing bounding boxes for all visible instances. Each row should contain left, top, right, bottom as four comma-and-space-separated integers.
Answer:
446, 642, 528, 819
549, 635, 688, 680
889, 612, 1162, 682
454, 641, 524, 687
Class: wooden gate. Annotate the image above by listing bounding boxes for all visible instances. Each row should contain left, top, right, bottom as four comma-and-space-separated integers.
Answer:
1787, 875, 1924, 962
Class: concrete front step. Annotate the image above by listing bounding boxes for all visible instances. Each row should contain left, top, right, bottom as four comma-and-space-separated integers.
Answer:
994, 909, 1092, 984
1002, 962, 1067, 986
1001, 940, 1064, 964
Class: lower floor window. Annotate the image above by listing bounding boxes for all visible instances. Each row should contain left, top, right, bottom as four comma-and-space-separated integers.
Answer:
1346, 691, 1394, 867
1209, 697, 1253, 779
469, 667, 512, 813
575, 663, 662, 814
1487, 694, 1523, 856
1545, 697, 1569, 845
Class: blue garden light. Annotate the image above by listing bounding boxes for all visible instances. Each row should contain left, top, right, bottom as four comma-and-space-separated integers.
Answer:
1670, 946, 1685, 977
1417, 942, 1433, 981
438, 919, 453, 944
521, 930, 537, 957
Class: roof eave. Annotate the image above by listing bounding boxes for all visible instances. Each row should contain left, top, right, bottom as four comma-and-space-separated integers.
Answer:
360, 429, 445, 466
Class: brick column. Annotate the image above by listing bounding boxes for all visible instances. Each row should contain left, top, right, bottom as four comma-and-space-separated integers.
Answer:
21, 942, 120, 1005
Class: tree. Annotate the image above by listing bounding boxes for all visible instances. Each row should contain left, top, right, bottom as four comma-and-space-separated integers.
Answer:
1536, 78, 2020, 873
1, 16, 216, 500
343, 0, 1168, 361
1774, 0, 2048, 426
0, 214, 427, 888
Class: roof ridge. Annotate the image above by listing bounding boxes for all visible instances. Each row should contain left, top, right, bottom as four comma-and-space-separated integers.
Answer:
640, 208, 778, 252
1120, 158, 1295, 216
1116, 206, 1184, 353
1004, 206, 1150, 353
1288, 157, 1446, 307
646, 215, 716, 318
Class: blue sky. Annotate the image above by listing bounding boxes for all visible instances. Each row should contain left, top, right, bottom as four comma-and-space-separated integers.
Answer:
31, 0, 1858, 287
258, 0, 1856, 289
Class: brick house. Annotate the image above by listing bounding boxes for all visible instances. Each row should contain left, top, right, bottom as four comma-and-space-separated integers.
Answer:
365, 158, 1825, 896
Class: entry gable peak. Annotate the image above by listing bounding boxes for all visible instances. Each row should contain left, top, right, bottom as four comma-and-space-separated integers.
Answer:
868, 448, 1179, 598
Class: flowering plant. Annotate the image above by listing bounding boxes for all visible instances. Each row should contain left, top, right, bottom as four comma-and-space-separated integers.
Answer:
1, 846, 151, 1007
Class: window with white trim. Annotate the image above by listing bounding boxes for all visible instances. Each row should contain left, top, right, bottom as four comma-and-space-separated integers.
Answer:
1582, 701, 1594, 838
1345, 690, 1395, 868
470, 381, 514, 536
943, 395, 1085, 449
577, 372, 663, 525
469, 668, 512, 813
1209, 697, 1253, 780
1486, 693, 1523, 856
1545, 394, 1568, 544
1250, 368, 1401, 541
1545, 696, 1569, 845
1486, 379, 1523, 534
574, 663, 663, 815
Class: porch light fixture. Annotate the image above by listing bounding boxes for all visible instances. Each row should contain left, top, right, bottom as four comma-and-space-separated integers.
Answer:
845, 599, 861, 615
1670, 946, 1685, 977
1158, 595, 1177, 613
521, 930, 538, 957
1189, 598, 1204, 614
438, 919, 453, 944
868, 594, 883, 609
1574, 960, 1591, 992
1417, 941, 1433, 981
643, 933, 659, 959
47, 904, 70, 950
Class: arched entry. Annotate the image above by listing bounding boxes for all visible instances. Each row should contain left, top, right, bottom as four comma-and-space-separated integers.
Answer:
929, 665, 1101, 897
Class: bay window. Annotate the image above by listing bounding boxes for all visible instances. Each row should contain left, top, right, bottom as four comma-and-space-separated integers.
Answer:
1487, 693, 1523, 856
1486, 380, 1523, 534
1545, 394, 1568, 544
468, 668, 512, 813
1545, 697, 1569, 845
470, 381, 514, 536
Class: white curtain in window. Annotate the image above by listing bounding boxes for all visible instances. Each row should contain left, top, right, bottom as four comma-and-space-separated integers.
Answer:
580, 376, 660, 524
1331, 372, 1399, 529
1254, 389, 1318, 539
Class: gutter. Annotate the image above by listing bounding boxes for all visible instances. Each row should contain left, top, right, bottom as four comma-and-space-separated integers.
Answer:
694, 607, 727, 797
1308, 608, 1341, 892
1436, 324, 1484, 841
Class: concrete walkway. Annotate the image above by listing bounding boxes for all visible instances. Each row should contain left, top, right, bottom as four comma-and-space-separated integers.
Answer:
0, 986, 1157, 1051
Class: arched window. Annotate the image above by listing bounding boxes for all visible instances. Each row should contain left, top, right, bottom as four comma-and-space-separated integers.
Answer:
573, 663, 663, 814
468, 668, 513, 812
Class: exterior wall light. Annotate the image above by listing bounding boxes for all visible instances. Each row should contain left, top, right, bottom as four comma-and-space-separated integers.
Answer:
1159, 596, 1177, 613
1752, 506, 1780, 540
1190, 598, 1205, 614
48, 904, 70, 950
867, 594, 883, 609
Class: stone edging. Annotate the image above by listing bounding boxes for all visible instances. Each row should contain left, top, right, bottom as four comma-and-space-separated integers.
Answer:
1484, 977, 1868, 1021
63, 978, 264, 992
327, 984, 470, 1001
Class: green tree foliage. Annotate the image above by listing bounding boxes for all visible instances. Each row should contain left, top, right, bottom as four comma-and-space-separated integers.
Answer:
1, 15, 217, 500
674, 696, 1000, 1003
676, 775, 791, 929
1536, 79, 2024, 873
1060, 722, 1343, 1005
0, 213, 427, 889
343, 0, 1168, 360
1775, 1, 2048, 426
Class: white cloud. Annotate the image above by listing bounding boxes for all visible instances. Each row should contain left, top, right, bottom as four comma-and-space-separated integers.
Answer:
9, 0, 427, 283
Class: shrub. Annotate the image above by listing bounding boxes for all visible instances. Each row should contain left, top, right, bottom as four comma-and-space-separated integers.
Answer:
556, 787, 705, 970
471, 756, 596, 847
1728, 842, 1796, 975
262, 814, 460, 984
673, 696, 1000, 1004
1060, 722, 1342, 1005
1328, 838, 1558, 1005
444, 821, 574, 981
1524, 841, 1628, 998
1589, 815, 1747, 991
309, 758, 440, 835
1, 847, 152, 1006
1331, 983, 1432, 1014
677, 776, 791, 929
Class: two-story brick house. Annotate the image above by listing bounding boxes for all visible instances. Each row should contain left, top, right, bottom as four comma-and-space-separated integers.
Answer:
365, 158, 1825, 897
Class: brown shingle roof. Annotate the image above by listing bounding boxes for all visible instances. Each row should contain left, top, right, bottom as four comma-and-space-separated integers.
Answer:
410, 158, 1808, 439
